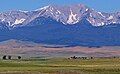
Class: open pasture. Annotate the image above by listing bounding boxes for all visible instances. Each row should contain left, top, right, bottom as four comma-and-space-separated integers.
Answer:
0, 58, 119, 74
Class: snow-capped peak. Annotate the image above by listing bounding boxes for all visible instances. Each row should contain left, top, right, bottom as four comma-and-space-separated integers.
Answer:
35, 5, 50, 11
18, 10, 29, 13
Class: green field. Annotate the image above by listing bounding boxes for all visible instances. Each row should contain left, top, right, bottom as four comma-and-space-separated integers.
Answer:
0, 58, 119, 74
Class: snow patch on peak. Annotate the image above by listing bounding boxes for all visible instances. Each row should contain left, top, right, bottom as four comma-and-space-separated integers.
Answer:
90, 13, 92, 17
67, 9, 78, 24
1, 18, 5, 22
86, 8, 89, 11
87, 18, 105, 26
107, 16, 114, 20
8, 22, 11, 26
50, 7, 54, 12
56, 10, 62, 14
12, 18, 26, 26
100, 22, 104, 26
112, 22, 117, 24
93, 22, 105, 26
98, 12, 105, 17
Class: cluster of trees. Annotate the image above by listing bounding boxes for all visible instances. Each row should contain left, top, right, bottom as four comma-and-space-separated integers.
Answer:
2, 55, 21, 60
69, 56, 119, 60
69, 56, 94, 60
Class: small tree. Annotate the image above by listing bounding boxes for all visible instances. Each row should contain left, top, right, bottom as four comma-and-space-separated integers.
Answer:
113, 56, 116, 59
91, 57, 94, 59
8, 56, 11, 60
3, 55, 7, 60
18, 56, 21, 59
73, 56, 77, 59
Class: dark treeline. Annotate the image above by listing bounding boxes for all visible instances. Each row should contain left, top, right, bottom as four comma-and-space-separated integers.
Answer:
2, 55, 22, 60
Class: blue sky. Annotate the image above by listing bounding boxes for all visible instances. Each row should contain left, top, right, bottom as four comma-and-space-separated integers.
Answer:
0, 0, 120, 13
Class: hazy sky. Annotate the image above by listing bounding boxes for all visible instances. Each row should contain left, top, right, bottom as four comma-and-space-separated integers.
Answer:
0, 0, 120, 13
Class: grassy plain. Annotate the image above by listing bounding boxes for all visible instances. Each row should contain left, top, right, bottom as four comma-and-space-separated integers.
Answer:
0, 58, 119, 74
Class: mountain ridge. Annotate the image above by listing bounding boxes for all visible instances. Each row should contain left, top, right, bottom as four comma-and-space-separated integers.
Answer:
0, 4, 120, 29
0, 4, 120, 46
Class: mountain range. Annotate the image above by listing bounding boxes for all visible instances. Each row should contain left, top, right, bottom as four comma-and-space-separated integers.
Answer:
0, 4, 120, 46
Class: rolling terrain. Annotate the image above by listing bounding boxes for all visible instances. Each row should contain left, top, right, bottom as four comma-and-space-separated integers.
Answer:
0, 39, 120, 58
